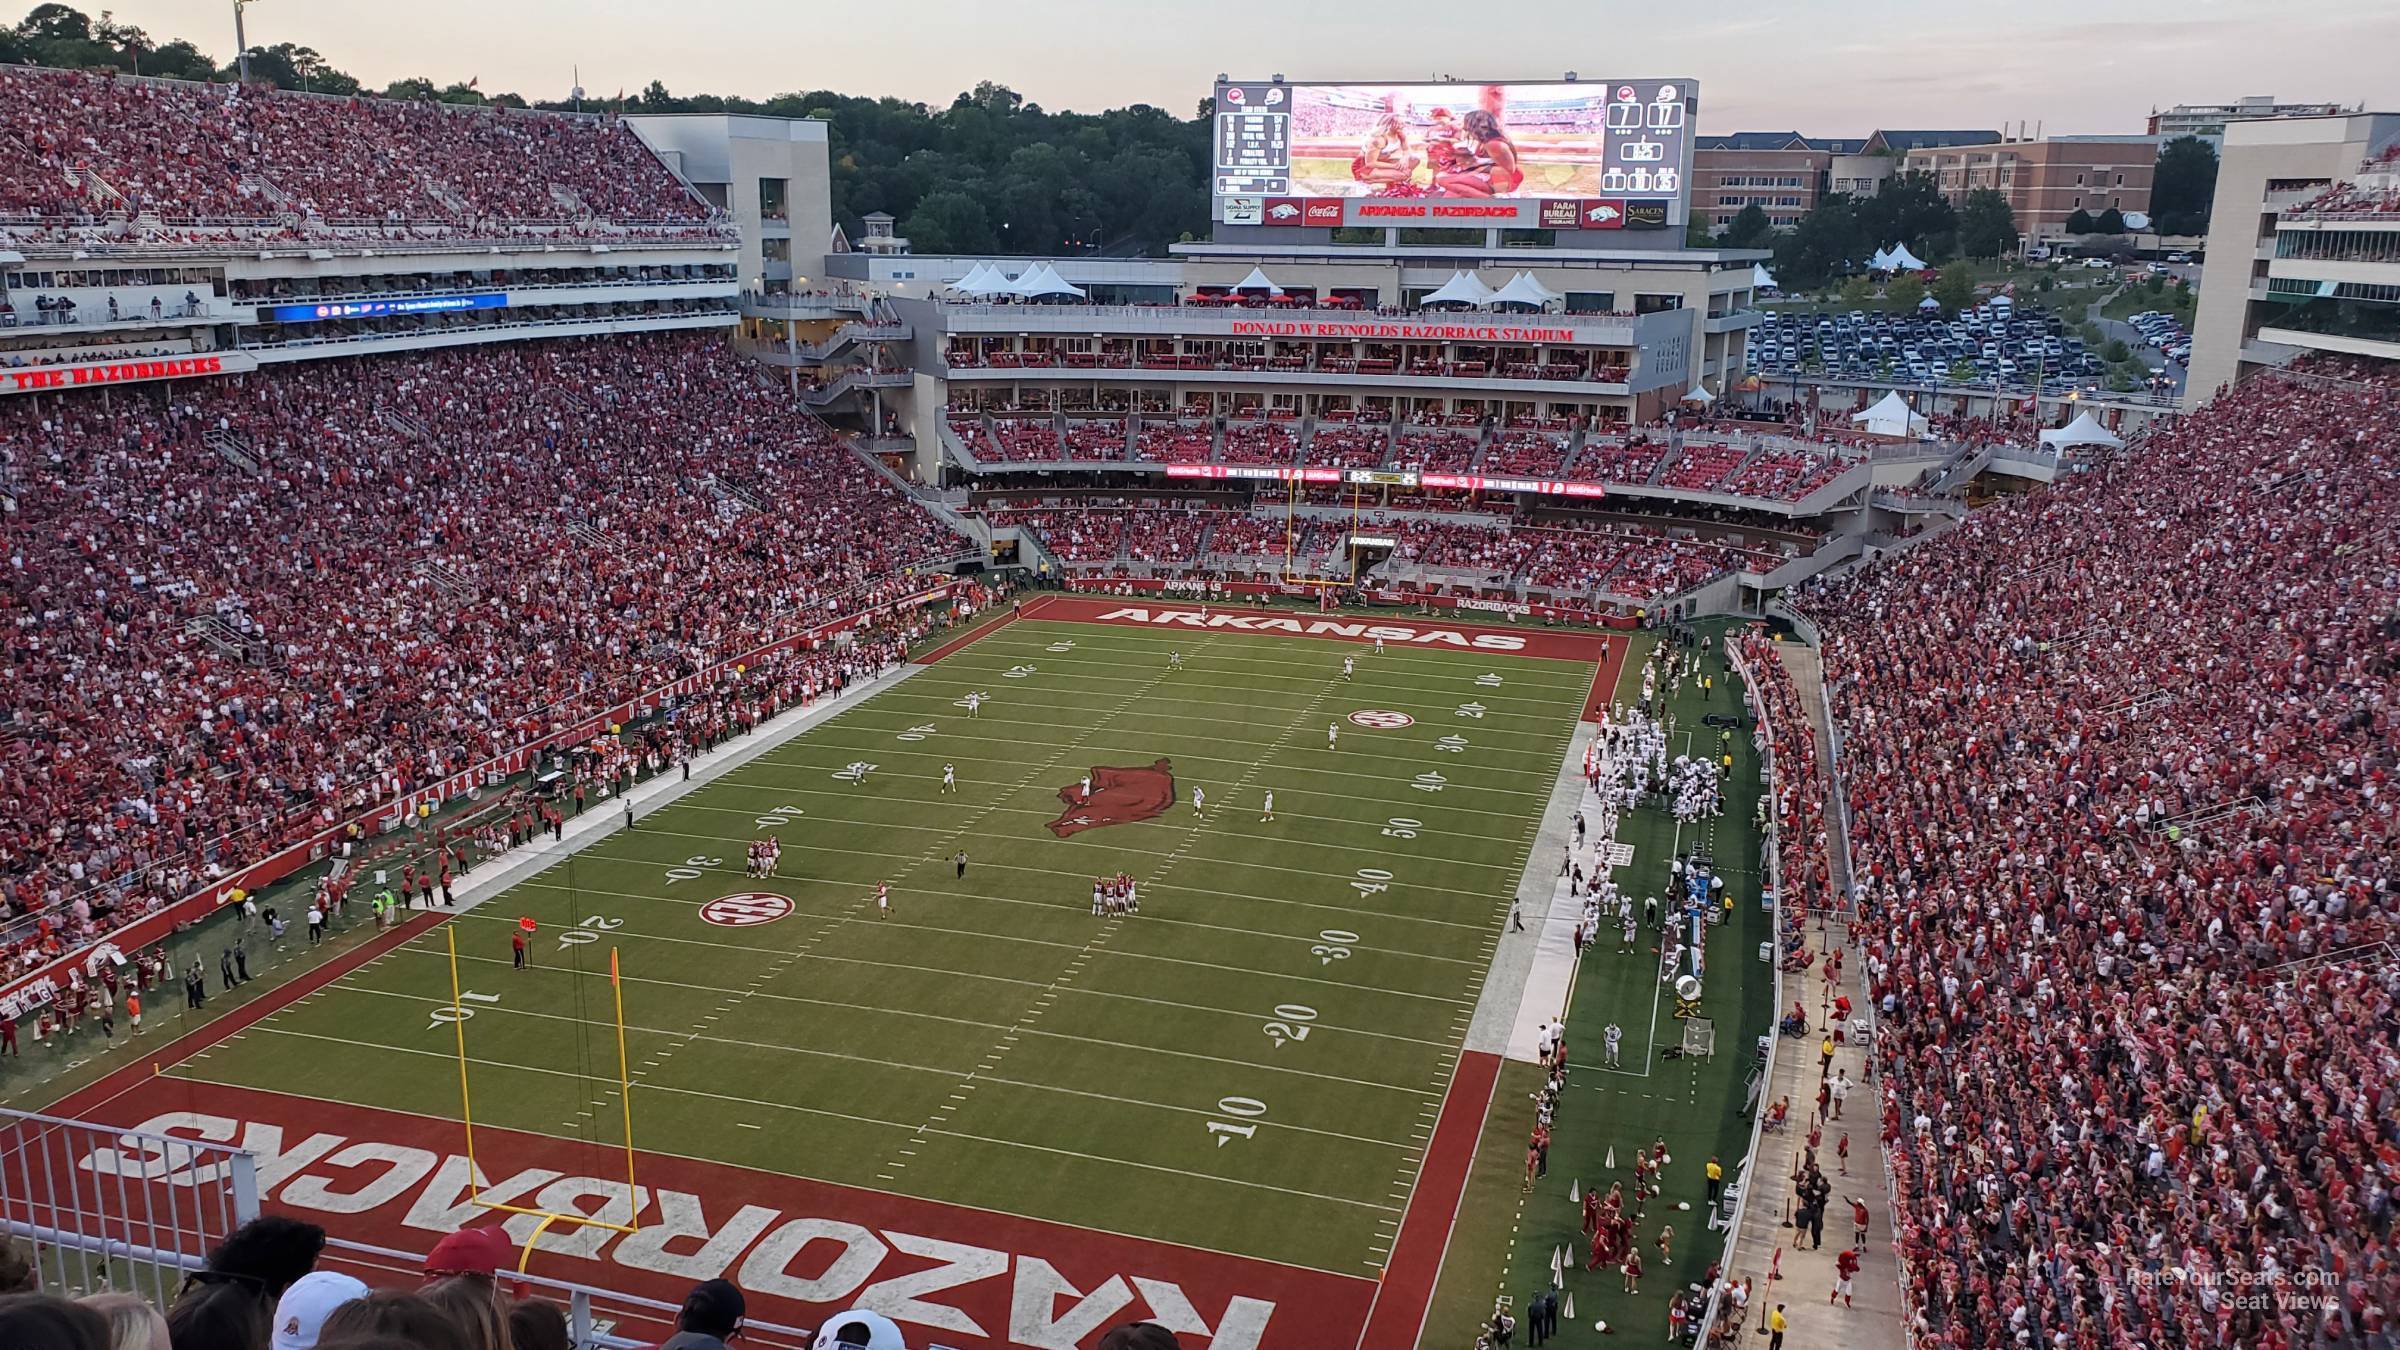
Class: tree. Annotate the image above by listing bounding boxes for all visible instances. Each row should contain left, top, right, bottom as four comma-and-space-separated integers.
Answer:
2151, 135, 2218, 236
2095, 208, 2126, 234
1721, 203, 1774, 250
903, 190, 994, 254
1685, 214, 1715, 248
2101, 338, 2131, 364
1887, 274, 1926, 311
1839, 275, 1875, 307
229, 43, 358, 94
1856, 171, 1958, 262
1956, 188, 2018, 259
1774, 194, 1868, 291
2065, 208, 2097, 235
1932, 262, 1977, 314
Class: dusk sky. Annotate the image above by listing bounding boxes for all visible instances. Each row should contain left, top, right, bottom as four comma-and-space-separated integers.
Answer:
104, 0, 2400, 135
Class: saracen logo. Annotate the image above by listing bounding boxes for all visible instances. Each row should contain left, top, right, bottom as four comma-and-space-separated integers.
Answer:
1047, 760, 1178, 837
1093, 608, 1526, 651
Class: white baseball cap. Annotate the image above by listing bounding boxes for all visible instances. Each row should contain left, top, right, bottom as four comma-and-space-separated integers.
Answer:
272, 1270, 369, 1350
812, 1307, 908, 1350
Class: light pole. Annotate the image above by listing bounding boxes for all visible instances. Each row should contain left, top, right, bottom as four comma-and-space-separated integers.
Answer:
232, 0, 261, 84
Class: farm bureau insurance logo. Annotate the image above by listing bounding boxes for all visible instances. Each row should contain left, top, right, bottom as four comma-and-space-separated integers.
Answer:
1348, 710, 1416, 729
1047, 760, 1178, 837
700, 893, 795, 927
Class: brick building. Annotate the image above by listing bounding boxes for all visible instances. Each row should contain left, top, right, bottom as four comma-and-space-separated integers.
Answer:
1903, 135, 2160, 240
1693, 129, 1997, 230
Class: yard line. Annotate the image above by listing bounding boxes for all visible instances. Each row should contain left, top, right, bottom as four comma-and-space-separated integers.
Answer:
578, 826, 1518, 906
511, 868, 1496, 940
412, 940, 1465, 1046
495, 875, 1485, 963
328, 982, 1447, 1111
923, 637, 1593, 697
707, 776, 1556, 827
864, 685, 1581, 728
725, 748, 1554, 801
667, 798, 1526, 871
153, 1072, 1380, 1283
917, 1126, 1403, 1213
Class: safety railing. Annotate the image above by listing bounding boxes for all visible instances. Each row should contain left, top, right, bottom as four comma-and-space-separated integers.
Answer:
0, 1106, 260, 1308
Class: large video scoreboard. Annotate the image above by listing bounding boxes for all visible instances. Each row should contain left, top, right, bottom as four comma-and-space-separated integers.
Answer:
1212, 79, 1697, 232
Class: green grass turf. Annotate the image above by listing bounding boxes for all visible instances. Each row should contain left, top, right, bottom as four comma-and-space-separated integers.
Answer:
1419, 628, 1772, 1346
162, 617, 1599, 1275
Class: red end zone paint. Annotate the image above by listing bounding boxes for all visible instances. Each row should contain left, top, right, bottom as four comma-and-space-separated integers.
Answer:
51, 1081, 1372, 1350
1024, 594, 1619, 664
27, 910, 1374, 1350
1352, 1049, 1504, 1350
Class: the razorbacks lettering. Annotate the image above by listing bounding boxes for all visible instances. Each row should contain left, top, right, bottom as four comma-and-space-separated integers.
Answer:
72, 1099, 1343, 1350
1092, 608, 1526, 652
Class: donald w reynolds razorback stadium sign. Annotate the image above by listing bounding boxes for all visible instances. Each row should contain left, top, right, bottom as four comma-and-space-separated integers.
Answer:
1228, 320, 1577, 343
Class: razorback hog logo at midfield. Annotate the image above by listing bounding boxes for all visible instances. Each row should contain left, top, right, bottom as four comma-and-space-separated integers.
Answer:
1047, 760, 1177, 837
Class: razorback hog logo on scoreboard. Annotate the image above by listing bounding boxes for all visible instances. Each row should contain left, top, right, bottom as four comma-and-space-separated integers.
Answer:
1047, 760, 1176, 837
67, 1092, 1369, 1350
1093, 608, 1526, 651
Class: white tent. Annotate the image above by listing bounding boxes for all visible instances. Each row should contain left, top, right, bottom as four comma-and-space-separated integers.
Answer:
1866, 248, 1893, 271
1006, 263, 1087, 300
1751, 263, 1779, 291
1489, 272, 1561, 309
1851, 390, 1929, 438
950, 262, 1001, 296
1681, 383, 1716, 404
1232, 266, 1283, 294
1917, 294, 1943, 311
1879, 241, 1928, 272
1420, 271, 1496, 306
2039, 409, 2125, 450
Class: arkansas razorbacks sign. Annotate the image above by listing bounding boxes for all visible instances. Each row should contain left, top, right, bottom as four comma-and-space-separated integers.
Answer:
1046, 760, 1177, 837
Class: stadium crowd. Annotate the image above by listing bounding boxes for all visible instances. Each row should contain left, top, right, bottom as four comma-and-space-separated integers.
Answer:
0, 66, 717, 237
0, 1213, 1185, 1350
1794, 356, 2399, 1347
0, 334, 965, 947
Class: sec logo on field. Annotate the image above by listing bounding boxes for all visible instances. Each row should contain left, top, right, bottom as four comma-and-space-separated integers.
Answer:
699, 892, 795, 927
1348, 709, 1416, 730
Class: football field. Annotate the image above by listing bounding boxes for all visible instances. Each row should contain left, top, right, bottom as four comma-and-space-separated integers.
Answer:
43, 596, 1620, 1350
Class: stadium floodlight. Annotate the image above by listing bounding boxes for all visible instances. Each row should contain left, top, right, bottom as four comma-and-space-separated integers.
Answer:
232, 0, 261, 85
